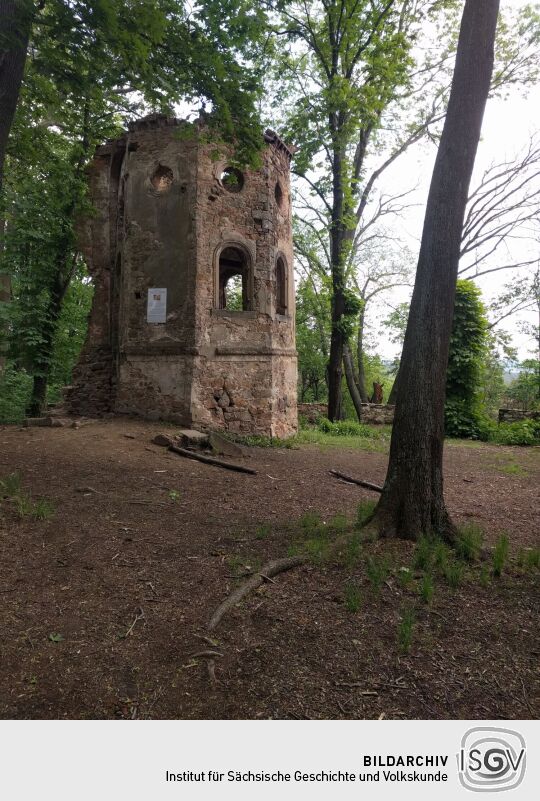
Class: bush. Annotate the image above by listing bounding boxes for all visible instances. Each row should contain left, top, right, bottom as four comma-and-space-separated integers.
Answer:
0, 367, 33, 424
488, 420, 540, 446
317, 417, 376, 437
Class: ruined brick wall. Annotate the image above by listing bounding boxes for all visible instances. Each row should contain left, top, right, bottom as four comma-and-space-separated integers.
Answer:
66, 115, 298, 436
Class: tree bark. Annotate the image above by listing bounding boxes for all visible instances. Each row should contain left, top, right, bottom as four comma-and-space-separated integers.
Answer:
356, 305, 369, 402
343, 342, 363, 421
370, 0, 500, 541
0, 1, 33, 371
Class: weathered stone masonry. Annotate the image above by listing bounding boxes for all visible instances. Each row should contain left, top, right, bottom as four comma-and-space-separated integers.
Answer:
66, 115, 298, 438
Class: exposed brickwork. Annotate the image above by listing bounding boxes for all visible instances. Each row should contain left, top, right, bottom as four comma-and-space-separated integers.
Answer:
66, 115, 298, 436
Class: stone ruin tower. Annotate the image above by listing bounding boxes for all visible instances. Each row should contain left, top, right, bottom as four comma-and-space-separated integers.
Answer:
66, 114, 297, 438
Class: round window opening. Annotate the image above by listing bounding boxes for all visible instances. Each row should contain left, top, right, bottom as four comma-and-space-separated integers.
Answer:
151, 165, 174, 193
275, 181, 284, 208
221, 167, 244, 193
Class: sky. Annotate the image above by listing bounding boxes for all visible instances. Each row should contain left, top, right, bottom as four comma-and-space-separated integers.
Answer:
369, 0, 539, 362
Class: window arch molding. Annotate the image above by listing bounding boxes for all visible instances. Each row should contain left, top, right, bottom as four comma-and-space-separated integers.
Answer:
213, 239, 255, 312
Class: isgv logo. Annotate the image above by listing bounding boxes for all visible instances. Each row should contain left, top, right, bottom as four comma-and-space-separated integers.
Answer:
458, 727, 526, 792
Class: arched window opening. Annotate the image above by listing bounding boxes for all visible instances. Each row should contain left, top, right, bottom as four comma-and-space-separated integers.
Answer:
276, 256, 287, 315
218, 246, 249, 311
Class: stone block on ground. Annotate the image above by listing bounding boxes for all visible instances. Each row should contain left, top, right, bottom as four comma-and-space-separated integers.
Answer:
177, 429, 209, 448
151, 433, 175, 447
208, 431, 247, 459
24, 417, 64, 428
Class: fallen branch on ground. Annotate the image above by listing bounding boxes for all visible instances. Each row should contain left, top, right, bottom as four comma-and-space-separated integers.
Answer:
208, 556, 306, 631
203, 556, 306, 685
329, 469, 383, 493
169, 444, 257, 475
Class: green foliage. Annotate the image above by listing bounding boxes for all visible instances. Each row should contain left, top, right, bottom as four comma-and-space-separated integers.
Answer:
445, 281, 489, 439
397, 606, 415, 654
488, 419, 540, 446
506, 360, 540, 411
0, 367, 33, 423
492, 534, 509, 577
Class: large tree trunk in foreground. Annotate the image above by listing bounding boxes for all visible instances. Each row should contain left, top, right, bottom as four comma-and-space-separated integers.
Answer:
371, 0, 500, 541
0, 1, 33, 371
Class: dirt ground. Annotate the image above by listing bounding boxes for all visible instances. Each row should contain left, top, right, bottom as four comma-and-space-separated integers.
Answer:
0, 418, 538, 720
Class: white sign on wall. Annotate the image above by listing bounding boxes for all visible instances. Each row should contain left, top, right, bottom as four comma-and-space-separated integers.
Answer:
147, 288, 167, 323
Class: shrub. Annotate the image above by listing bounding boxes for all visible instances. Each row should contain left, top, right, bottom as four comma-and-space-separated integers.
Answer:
488, 420, 540, 446
0, 367, 33, 424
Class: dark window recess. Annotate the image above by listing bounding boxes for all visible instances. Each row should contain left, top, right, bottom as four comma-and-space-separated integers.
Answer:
276, 256, 287, 315
219, 247, 249, 311
134, 291, 142, 299
151, 164, 173, 192
221, 167, 244, 193
275, 181, 284, 208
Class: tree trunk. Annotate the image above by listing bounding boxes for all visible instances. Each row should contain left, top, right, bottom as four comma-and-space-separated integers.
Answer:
370, 0, 500, 541
327, 143, 347, 421
387, 365, 399, 405
343, 342, 363, 422
0, 1, 33, 372
27, 271, 65, 417
356, 305, 369, 402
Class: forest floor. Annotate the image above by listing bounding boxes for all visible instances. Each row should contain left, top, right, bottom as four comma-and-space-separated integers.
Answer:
0, 417, 539, 720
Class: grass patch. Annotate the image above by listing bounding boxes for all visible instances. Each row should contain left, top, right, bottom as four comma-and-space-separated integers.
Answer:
443, 560, 464, 588
496, 461, 528, 476
356, 499, 377, 528
517, 547, 540, 571
397, 606, 415, 654
365, 555, 390, 592
419, 573, 434, 604
0, 472, 55, 521
255, 523, 272, 540
344, 582, 362, 613
455, 523, 484, 562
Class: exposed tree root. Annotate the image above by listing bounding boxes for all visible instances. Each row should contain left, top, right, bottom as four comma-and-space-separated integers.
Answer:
329, 469, 383, 493
201, 556, 306, 684
208, 556, 306, 632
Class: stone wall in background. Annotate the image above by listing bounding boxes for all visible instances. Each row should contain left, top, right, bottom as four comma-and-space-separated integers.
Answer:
298, 402, 395, 425
498, 408, 540, 423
